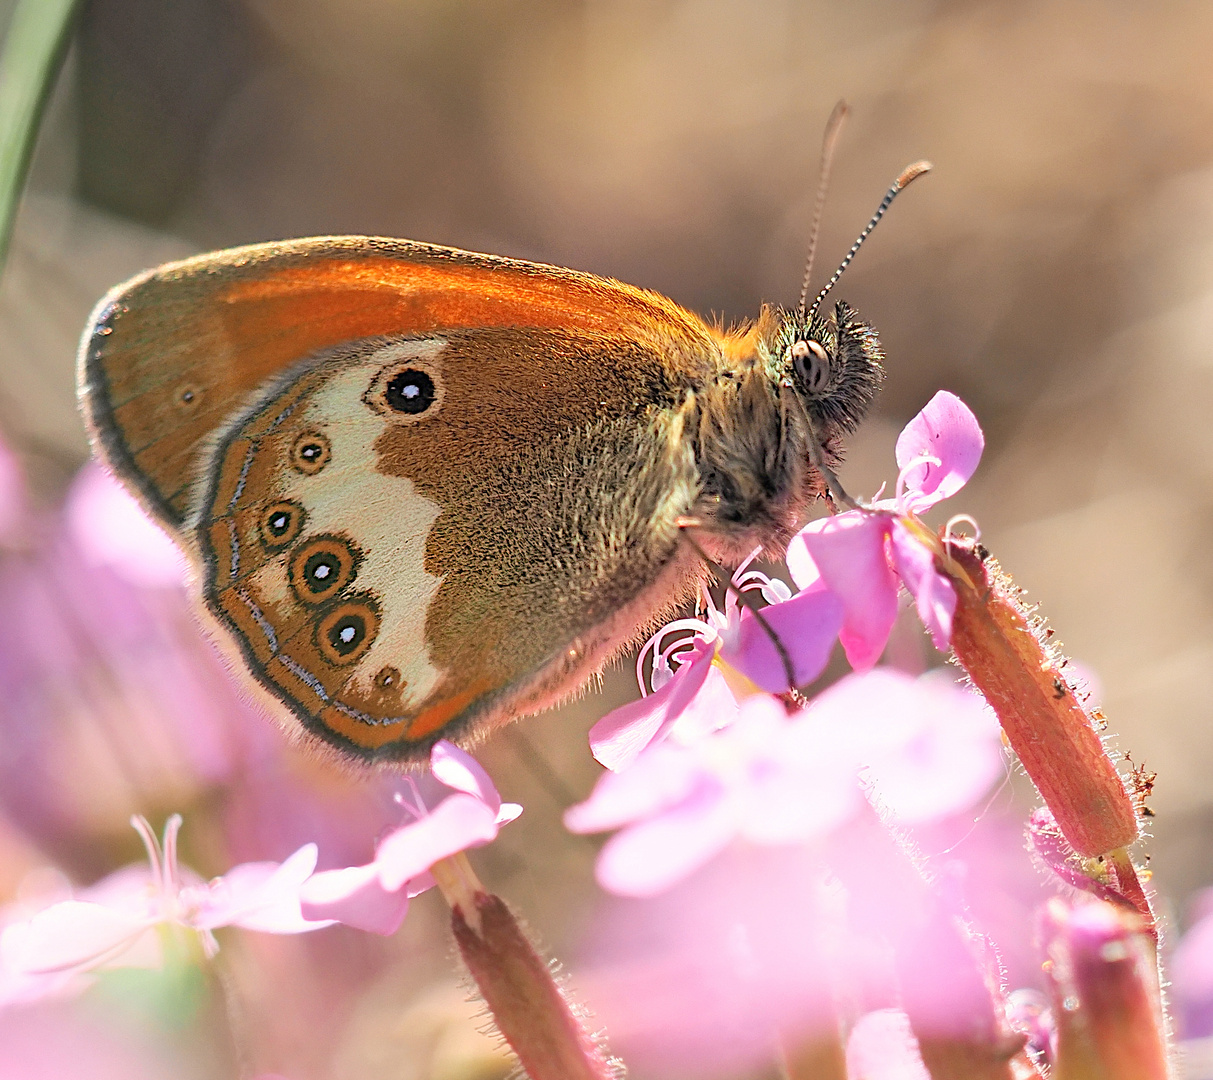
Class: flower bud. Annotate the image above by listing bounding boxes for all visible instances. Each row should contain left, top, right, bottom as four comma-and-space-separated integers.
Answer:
943, 543, 1137, 857
1043, 900, 1167, 1080
451, 891, 619, 1080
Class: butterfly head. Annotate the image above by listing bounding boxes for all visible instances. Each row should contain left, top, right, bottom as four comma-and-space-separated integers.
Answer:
769, 300, 885, 444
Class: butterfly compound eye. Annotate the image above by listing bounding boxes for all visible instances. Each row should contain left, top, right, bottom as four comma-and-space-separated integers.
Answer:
792, 339, 831, 395
385, 369, 436, 414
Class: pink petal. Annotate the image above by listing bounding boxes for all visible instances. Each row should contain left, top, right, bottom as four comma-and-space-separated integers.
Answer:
406, 870, 437, 897
741, 757, 861, 846
801, 669, 926, 777
667, 664, 738, 741
594, 787, 737, 897
299, 863, 409, 935
888, 521, 956, 651
846, 1009, 930, 1079
65, 464, 188, 588
707, 695, 863, 844
495, 802, 524, 825
0, 901, 153, 975
192, 844, 331, 934
719, 585, 842, 692
894, 391, 983, 510
589, 637, 714, 771
804, 670, 1003, 825
801, 513, 899, 671
0, 434, 26, 542
374, 794, 500, 892
784, 531, 823, 591
430, 740, 501, 814
868, 672, 1003, 824
565, 745, 702, 834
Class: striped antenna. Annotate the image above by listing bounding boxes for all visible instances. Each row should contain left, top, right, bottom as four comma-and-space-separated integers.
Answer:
798, 100, 850, 317
806, 160, 932, 323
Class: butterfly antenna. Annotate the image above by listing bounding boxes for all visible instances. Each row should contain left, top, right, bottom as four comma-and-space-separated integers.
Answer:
797, 99, 851, 317
806, 159, 932, 322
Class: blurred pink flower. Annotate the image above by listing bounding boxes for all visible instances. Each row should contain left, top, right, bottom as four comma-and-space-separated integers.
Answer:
808, 668, 1005, 825
0, 815, 326, 982
576, 844, 843, 1079
0, 1001, 179, 1080
299, 741, 521, 934
568, 669, 1003, 898
571, 694, 861, 896
0, 435, 26, 545
846, 1009, 931, 1079
589, 555, 842, 771
788, 391, 984, 669
0, 458, 278, 861
65, 465, 187, 589
1169, 888, 1213, 1037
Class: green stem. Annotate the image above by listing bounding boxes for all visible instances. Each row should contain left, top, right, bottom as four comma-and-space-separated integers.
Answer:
0, 0, 80, 273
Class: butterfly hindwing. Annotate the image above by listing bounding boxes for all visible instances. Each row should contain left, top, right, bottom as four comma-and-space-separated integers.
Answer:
195, 327, 704, 761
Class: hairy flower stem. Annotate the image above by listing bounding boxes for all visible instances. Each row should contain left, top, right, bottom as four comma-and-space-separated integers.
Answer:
828, 811, 1038, 1080
941, 542, 1139, 860
1044, 900, 1169, 1080
779, 1032, 848, 1080
1107, 849, 1155, 932
446, 880, 618, 1080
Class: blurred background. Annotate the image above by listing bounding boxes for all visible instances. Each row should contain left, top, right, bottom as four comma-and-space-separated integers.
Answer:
2, 0, 1213, 1076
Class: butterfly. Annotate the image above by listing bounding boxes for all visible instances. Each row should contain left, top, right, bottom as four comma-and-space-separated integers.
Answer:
77, 143, 928, 766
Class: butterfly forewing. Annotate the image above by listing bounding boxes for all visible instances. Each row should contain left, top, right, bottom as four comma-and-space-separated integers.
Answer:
79, 236, 718, 533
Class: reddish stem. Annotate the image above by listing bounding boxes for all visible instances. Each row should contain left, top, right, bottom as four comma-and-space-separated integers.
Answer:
1044, 900, 1168, 1080
942, 542, 1138, 857
451, 891, 618, 1080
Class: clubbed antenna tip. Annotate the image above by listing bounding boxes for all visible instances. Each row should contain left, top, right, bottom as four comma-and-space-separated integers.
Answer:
805, 158, 934, 323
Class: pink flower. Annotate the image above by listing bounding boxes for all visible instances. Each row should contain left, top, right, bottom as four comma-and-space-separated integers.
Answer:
568, 669, 1003, 898
807, 668, 1005, 826
299, 741, 521, 934
1169, 889, 1213, 1037
571, 694, 862, 896
575, 844, 841, 1077
0, 433, 26, 546
0, 815, 326, 981
65, 464, 187, 589
589, 555, 842, 771
846, 1010, 931, 1079
788, 391, 984, 670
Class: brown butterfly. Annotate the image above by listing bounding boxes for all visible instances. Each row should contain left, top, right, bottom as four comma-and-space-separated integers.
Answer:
77, 149, 928, 765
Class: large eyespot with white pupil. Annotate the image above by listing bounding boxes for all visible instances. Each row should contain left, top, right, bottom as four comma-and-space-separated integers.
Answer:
316, 596, 380, 666
291, 430, 331, 474
364, 356, 444, 423
259, 500, 306, 551
792, 339, 831, 395
289, 534, 359, 605
386, 370, 435, 413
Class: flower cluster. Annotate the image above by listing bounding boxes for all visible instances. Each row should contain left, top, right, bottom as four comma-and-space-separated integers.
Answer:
3, 391, 1204, 1079
0, 740, 520, 991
